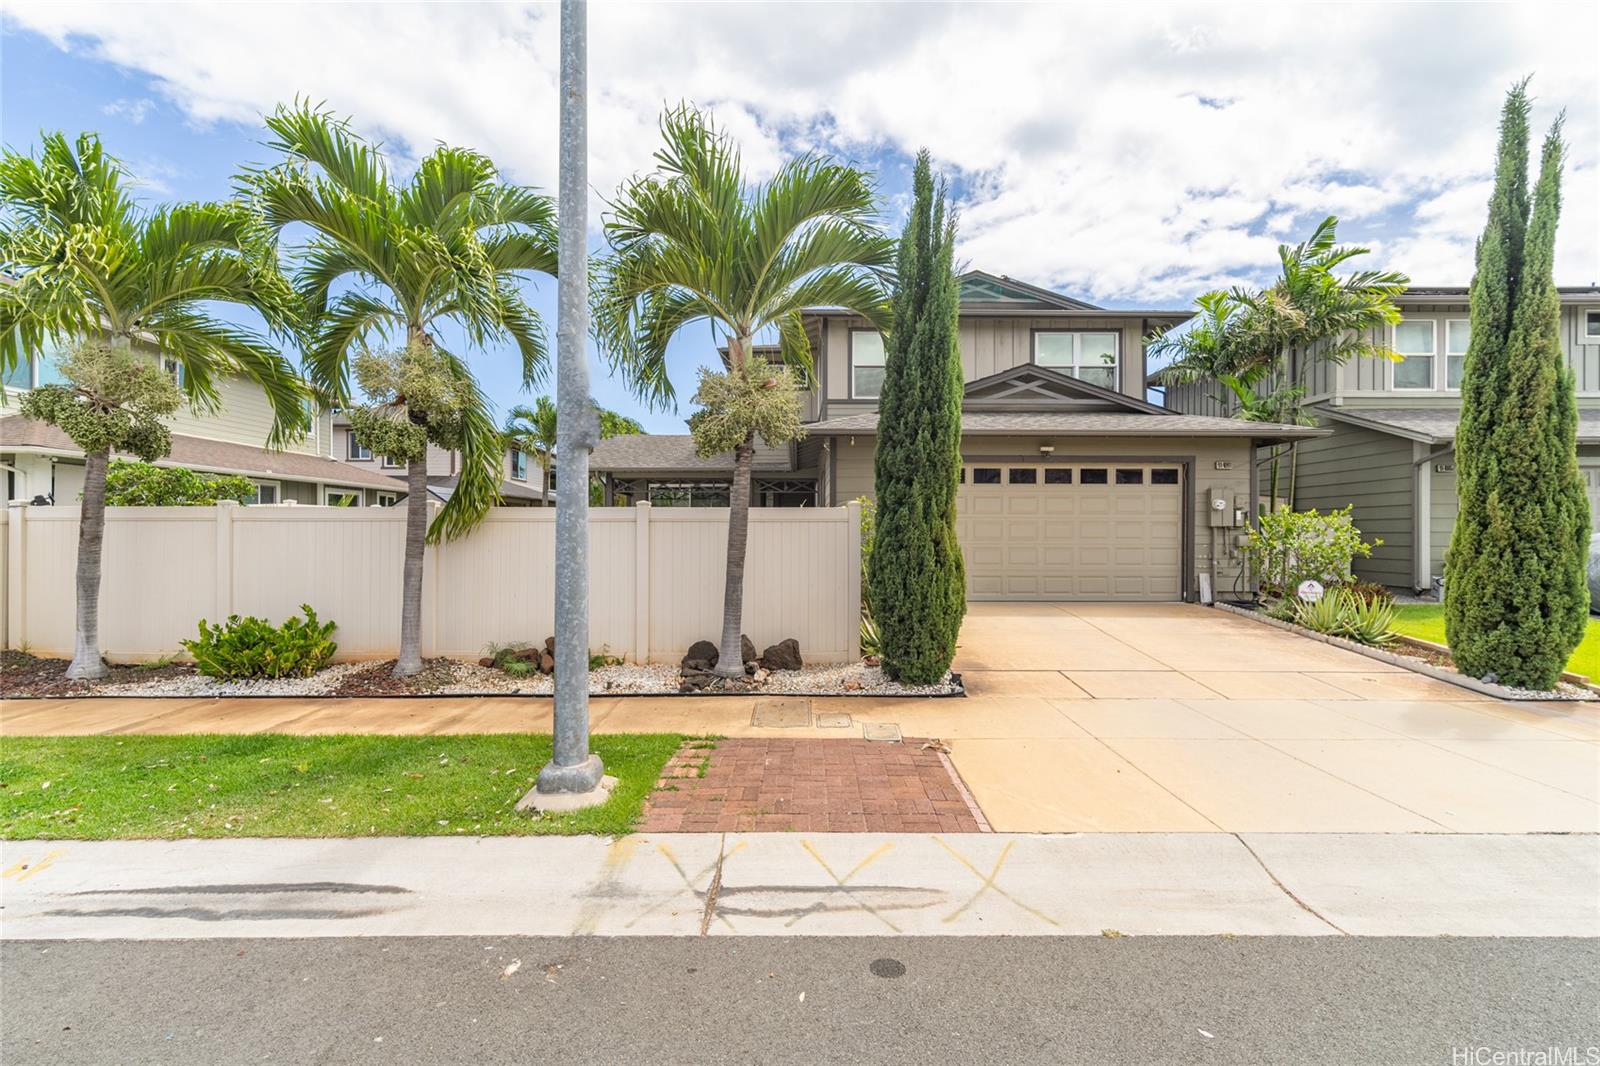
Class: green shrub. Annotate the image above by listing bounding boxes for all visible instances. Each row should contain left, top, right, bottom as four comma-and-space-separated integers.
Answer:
1290, 588, 1395, 647
1245, 505, 1381, 597
501, 658, 538, 679
104, 460, 257, 506
182, 605, 337, 679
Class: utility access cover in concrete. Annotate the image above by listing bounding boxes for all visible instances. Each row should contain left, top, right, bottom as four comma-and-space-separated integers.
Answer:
751, 698, 812, 728
862, 722, 902, 743
815, 712, 853, 728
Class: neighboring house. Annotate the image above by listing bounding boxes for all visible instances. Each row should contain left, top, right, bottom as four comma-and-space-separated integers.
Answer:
591, 270, 1323, 602
1160, 286, 1600, 591
330, 414, 549, 507
2, 339, 404, 507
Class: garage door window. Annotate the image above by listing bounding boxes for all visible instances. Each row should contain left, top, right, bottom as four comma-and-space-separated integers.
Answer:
1008, 468, 1037, 484
972, 467, 1001, 484
1080, 468, 1108, 484
1045, 468, 1072, 485
1116, 468, 1144, 485
1152, 469, 1179, 485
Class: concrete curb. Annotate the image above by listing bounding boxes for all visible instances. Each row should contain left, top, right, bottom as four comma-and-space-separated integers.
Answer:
1212, 601, 1595, 703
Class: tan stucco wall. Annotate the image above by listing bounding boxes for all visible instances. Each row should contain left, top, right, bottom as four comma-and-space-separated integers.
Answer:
835, 433, 1255, 598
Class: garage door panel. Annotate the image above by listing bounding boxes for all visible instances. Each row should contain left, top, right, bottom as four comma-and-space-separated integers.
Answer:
960, 462, 1184, 602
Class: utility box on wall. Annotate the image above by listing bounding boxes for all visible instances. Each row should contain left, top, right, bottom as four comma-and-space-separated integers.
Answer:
1207, 487, 1238, 528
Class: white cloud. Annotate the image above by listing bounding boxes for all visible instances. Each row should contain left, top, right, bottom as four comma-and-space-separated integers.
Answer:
7, 0, 1598, 302
101, 96, 154, 124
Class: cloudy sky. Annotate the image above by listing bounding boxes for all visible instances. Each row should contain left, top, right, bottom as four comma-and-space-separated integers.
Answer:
3, 1, 1597, 431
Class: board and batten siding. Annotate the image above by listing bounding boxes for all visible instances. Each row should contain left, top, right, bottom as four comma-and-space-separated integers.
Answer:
167, 373, 332, 457
1289, 420, 1415, 586
1, 502, 860, 665
836, 433, 1255, 597
822, 315, 1149, 403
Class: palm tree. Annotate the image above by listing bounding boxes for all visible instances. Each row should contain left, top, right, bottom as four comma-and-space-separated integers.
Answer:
0, 132, 307, 679
242, 103, 558, 676
594, 105, 893, 678
503, 397, 558, 502
1152, 216, 1407, 505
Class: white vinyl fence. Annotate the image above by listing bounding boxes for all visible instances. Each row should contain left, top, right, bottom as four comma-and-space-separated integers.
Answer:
1, 501, 862, 665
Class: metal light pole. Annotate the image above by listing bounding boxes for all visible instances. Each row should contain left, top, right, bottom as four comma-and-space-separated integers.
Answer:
525, 0, 609, 811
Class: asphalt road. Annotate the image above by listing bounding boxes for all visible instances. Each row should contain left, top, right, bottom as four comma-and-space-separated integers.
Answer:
4, 936, 1598, 1065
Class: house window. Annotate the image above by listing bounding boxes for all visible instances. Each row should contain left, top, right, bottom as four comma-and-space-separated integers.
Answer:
646, 480, 730, 507
850, 330, 886, 398
1393, 319, 1436, 390
249, 481, 280, 505
510, 448, 527, 481
324, 488, 362, 507
1445, 319, 1471, 389
346, 435, 372, 461
1583, 309, 1600, 345
375, 491, 400, 507
1033, 331, 1119, 390
161, 355, 186, 387
381, 455, 402, 469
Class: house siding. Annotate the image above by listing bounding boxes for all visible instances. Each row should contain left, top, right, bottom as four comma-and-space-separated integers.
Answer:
167, 373, 330, 457
1289, 420, 1415, 586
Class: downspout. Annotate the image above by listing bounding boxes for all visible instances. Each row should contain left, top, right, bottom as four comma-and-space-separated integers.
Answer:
1411, 441, 1455, 593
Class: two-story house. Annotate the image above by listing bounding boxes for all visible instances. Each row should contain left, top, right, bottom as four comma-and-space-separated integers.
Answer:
2, 339, 405, 507
1160, 286, 1600, 591
591, 270, 1323, 602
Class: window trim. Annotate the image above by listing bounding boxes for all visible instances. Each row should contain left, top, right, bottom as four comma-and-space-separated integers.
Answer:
381, 454, 402, 470
848, 328, 886, 399
509, 447, 527, 481
346, 434, 373, 462
1444, 318, 1471, 391
323, 487, 363, 507
1581, 308, 1600, 346
1030, 329, 1121, 391
249, 480, 280, 506
1392, 318, 1438, 391
375, 491, 400, 507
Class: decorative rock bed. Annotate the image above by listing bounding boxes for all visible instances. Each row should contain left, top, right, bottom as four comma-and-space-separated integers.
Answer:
0, 649, 963, 699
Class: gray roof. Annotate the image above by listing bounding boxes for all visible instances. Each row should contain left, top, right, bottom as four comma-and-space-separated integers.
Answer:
589, 434, 796, 476
1318, 405, 1600, 445
1397, 286, 1599, 304
803, 411, 1326, 442
400, 473, 549, 504
1, 414, 408, 490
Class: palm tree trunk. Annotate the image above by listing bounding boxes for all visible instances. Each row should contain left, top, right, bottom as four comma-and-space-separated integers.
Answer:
395, 455, 429, 677
541, 459, 551, 507
715, 432, 756, 678
65, 447, 111, 680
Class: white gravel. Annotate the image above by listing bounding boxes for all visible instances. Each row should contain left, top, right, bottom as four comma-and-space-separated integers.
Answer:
64, 659, 962, 698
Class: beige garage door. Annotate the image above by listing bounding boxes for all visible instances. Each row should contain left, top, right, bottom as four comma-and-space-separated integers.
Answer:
956, 462, 1184, 601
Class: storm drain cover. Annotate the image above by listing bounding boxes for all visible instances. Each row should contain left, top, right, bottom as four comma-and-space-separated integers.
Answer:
862, 722, 902, 743
751, 698, 812, 728
815, 712, 852, 728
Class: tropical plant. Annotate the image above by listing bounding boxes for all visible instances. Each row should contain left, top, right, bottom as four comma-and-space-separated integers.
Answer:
242, 103, 558, 676
181, 604, 338, 679
504, 396, 645, 505
593, 104, 893, 678
1291, 587, 1397, 647
103, 460, 257, 506
0, 132, 307, 680
1152, 217, 1409, 502
869, 151, 966, 684
1242, 505, 1381, 598
1445, 80, 1587, 690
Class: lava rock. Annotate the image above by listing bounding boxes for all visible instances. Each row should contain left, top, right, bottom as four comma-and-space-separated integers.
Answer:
544, 636, 556, 653
682, 640, 719, 671
741, 634, 757, 665
539, 652, 555, 674
479, 657, 496, 668
760, 638, 803, 671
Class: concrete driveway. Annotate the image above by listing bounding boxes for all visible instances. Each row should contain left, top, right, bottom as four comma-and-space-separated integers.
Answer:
934, 602, 1600, 834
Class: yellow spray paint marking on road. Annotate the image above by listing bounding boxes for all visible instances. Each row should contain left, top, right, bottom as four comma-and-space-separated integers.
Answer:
2, 849, 67, 883
934, 837, 1060, 928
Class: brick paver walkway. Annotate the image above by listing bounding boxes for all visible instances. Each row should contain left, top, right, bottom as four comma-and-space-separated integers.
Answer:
638, 738, 989, 833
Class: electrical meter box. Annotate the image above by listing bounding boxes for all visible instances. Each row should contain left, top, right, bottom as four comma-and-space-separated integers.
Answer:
1207, 487, 1236, 527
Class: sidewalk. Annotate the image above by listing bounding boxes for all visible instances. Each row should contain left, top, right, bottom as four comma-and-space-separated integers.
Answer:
4, 832, 1597, 939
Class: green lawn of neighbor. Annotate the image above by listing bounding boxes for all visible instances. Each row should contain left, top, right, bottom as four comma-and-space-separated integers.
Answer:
1390, 604, 1600, 679
0, 733, 688, 840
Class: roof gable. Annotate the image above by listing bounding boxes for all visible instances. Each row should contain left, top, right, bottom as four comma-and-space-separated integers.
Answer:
961, 363, 1168, 415
957, 270, 1101, 312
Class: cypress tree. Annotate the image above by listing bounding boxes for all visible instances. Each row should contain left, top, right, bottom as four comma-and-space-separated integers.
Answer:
868, 151, 966, 683
1446, 82, 1587, 689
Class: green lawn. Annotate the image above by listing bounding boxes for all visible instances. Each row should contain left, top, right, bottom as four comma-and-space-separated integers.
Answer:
1390, 604, 1600, 679
0, 733, 687, 840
